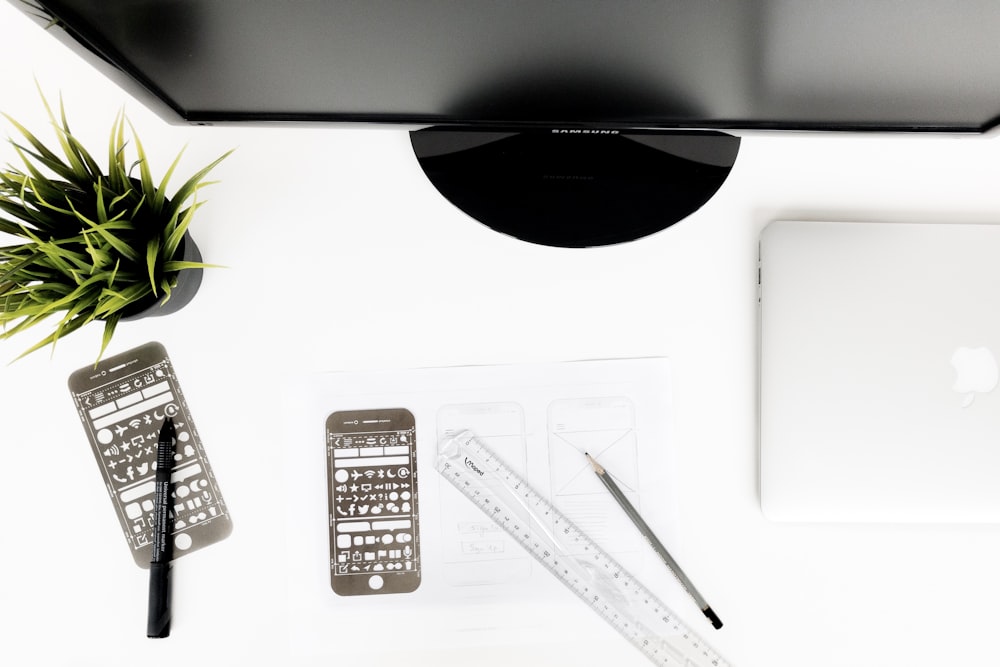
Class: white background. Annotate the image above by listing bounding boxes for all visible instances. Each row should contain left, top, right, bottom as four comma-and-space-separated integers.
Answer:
3, 2, 1000, 665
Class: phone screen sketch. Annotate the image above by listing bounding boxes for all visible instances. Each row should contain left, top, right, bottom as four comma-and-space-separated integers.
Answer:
548, 396, 641, 559
436, 402, 530, 585
67, 341, 232, 567
326, 408, 420, 596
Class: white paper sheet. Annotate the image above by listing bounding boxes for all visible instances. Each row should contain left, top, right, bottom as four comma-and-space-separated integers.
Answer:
281, 357, 681, 661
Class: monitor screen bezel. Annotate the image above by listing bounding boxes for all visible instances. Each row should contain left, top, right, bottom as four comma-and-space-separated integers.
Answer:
18, 1, 1000, 134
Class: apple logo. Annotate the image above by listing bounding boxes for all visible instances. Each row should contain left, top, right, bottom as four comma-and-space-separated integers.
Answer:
951, 346, 1000, 407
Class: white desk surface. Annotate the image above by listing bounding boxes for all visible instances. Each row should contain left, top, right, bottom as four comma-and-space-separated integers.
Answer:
4, 4, 1000, 666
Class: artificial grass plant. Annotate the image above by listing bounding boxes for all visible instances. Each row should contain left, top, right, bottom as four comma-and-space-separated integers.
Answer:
0, 89, 231, 361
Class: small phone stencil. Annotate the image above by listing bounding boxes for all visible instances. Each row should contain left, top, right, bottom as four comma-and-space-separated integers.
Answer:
327, 408, 421, 596
548, 397, 641, 559
436, 402, 530, 585
68, 342, 232, 567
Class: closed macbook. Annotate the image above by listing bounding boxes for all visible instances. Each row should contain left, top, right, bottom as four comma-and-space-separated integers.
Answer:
759, 220, 1000, 522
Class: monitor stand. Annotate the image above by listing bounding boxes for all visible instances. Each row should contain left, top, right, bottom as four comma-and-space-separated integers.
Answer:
410, 127, 740, 248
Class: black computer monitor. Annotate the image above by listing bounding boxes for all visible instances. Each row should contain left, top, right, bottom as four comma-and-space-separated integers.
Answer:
15, 1, 1000, 246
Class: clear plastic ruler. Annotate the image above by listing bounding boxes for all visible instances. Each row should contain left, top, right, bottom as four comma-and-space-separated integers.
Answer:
435, 431, 730, 667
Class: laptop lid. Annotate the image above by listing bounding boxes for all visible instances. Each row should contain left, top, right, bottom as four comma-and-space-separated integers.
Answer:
759, 220, 1000, 522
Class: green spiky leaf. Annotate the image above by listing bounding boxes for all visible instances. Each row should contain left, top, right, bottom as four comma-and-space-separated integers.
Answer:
0, 87, 231, 361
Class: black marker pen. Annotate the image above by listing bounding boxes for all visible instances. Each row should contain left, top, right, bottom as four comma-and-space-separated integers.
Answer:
147, 417, 175, 638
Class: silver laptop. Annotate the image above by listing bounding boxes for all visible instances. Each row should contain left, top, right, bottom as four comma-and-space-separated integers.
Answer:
759, 220, 1000, 522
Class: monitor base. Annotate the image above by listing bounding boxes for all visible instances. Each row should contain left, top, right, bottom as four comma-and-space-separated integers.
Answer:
410, 127, 740, 247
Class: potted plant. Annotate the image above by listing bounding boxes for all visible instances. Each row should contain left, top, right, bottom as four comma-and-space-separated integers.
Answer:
0, 91, 231, 361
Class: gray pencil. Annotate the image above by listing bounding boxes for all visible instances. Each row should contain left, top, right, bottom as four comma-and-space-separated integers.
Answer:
585, 452, 723, 629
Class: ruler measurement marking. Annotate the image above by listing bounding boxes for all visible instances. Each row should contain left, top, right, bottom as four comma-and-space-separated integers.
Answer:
436, 433, 729, 667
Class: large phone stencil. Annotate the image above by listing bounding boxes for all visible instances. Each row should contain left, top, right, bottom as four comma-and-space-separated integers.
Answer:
68, 342, 232, 567
326, 408, 421, 596
436, 402, 530, 585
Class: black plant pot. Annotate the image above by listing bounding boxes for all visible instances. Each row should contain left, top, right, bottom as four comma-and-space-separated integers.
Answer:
120, 231, 204, 321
